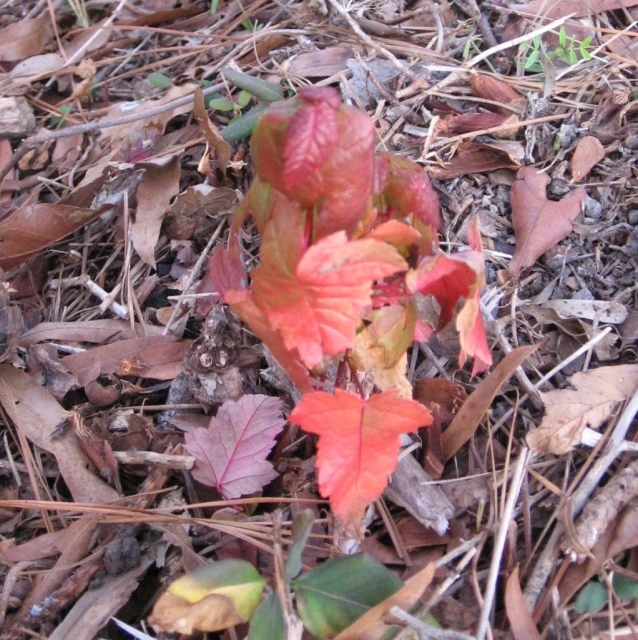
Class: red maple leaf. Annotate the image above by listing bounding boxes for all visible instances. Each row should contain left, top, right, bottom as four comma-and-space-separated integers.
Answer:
289, 389, 433, 530
251, 230, 407, 369
184, 394, 286, 499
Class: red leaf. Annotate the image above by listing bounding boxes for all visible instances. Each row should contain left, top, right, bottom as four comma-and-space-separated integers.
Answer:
289, 389, 432, 530
184, 394, 286, 499
406, 218, 492, 375
206, 244, 247, 300
283, 101, 339, 190
252, 231, 407, 369
509, 167, 586, 274
375, 153, 440, 232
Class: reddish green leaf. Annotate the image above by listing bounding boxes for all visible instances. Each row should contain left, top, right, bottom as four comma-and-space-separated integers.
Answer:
289, 389, 432, 531
252, 231, 407, 369
367, 303, 417, 367
184, 395, 285, 499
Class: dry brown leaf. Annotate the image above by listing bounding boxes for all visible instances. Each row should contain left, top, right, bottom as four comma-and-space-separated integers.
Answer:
289, 46, 354, 77
436, 112, 520, 139
0, 366, 118, 503
61, 336, 180, 385
116, 339, 191, 380
527, 364, 638, 455
10, 53, 65, 81
334, 562, 436, 640
511, 0, 638, 20
0, 15, 53, 62
442, 342, 541, 461
429, 141, 524, 180
131, 156, 181, 267
19, 320, 164, 347
509, 167, 586, 275
505, 566, 542, 640
571, 136, 605, 182
471, 74, 527, 113
193, 87, 232, 173
0, 203, 106, 270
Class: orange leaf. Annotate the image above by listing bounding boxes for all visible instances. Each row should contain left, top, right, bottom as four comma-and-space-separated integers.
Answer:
252, 231, 407, 369
510, 167, 586, 275
289, 389, 432, 531
505, 566, 542, 640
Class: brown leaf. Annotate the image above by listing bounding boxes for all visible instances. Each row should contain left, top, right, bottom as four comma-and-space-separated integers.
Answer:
131, 156, 181, 267
471, 74, 527, 113
116, 340, 190, 380
289, 46, 354, 78
505, 566, 542, 640
571, 136, 605, 182
442, 342, 541, 461
334, 563, 436, 640
0, 203, 105, 270
509, 167, 586, 275
527, 364, 638, 455
0, 366, 118, 503
193, 87, 232, 173
436, 112, 520, 139
0, 15, 53, 62
429, 141, 524, 180
61, 336, 182, 385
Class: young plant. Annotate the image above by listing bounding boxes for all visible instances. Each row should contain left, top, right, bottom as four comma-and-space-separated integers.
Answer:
520, 28, 593, 73
204, 86, 492, 534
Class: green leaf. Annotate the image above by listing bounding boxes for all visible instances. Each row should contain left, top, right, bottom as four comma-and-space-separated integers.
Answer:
207, 96, 237, 112
222, 68, 283, 103
238, 89, 252, 108
285, 509, 314, 581
210, 0, 220, 13
559, 28, 567, 48
147, 72, 173, 89
248, 593, 285, 640
613, 574, 638, 600
292, 554, 403, 639
221, 103, 268, 142
168, 559, 265, 619
524, 49, 540, 70
574, 581, 607, 614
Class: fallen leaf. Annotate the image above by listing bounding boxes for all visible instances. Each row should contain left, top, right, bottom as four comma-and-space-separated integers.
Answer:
0, 203, 107, 270
505, 566, 542, 640
0, 366, 118, 503
131, 156, 181, 267
116, 340, 190, 380
471, 74, 527, 113
429, 141, 524, 180
193, 86, 232, 173
571, 136, 605, 182
510, 0, 638, 20
252, 230, 407, 369
289, 389, 432, 531
436, 112, 520, 138
540, 299, 627, 324
10, 53, 65, 81
442, 342, 541, 461
509, 167, 586, 275
0, 15, 53, 62
527, 364, 638, 455
184, 395, 286, 499
334, 562, 436, 640
289, 46, 354, 78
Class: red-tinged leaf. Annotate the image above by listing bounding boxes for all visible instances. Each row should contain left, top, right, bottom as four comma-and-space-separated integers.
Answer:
435, 112, 520, 139
283, 101, 339, 190
201, 244, 247, 303
184, 394, 286, 499
470, 74, 527, 114
251, 92, 376, 239
375, 153, 440, 232
289, 389, 432, 530
506, 566, 542, 640
509, 167, 586, 275
252, 231, 407, 369
225, 288, 312, 393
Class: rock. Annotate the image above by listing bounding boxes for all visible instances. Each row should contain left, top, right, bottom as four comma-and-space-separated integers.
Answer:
0, 96, 36, 138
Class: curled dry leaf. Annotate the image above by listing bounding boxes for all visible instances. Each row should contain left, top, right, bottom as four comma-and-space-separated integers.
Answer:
509, 167, 586, 275
571, 136, 605, 182
527, 364, 638, 455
